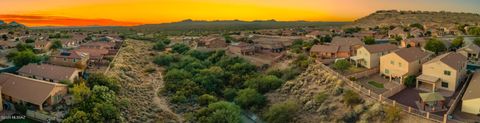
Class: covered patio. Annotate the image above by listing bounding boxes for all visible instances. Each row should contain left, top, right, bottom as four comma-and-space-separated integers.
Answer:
382, 69, 405, 84
416, 74, 440, 92
350, 56, 365, 67
417, 92, 447, 112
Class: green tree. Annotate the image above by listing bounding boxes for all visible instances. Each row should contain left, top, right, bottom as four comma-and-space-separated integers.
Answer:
263, 100, 300, 123
223, 88, 237, 101
72, 82, 91, 103
409, 23, 424, 30
468, 27, 480, 36
363, 36, 375, 45
51, 40, 63, 50
153, 41, 166, 51
197, 94, 218, 106
244, 75, 284, 93
86, 73, 119, 92
334, 60, 351, 72
63, 110, 89, 123
474, 38, 480, 47
234, 88, 266, 109
91, 102, 120, 122
172, 43, 190, 54
153, 54, 175, 66
11, 50, 40, 67
424, 38, 446, 54
386, 106, 401, 123
16, 43, 33, 51
450, 36, 464, 49
194, 101, 241, 123
90, 85, 116, 103
404, 75, 416, 88
25, 38, 35, 43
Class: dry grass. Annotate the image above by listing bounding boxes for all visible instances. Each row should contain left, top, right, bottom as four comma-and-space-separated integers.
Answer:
108, 39, 182, 123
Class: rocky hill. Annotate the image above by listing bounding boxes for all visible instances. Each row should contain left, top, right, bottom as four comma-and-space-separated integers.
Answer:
0, 20, 26, 29
345, 10, 480, 29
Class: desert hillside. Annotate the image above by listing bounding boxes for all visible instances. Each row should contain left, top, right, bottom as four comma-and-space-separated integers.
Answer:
346, 10, 480, 28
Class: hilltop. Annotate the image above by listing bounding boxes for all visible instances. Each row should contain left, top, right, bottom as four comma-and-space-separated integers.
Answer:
0, 20, 27, 29
345, 10, 480, 28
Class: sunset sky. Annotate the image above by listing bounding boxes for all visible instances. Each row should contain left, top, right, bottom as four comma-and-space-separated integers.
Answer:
1, 0, 479, 26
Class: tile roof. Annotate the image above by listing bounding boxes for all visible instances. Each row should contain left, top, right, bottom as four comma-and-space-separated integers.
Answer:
363, 44, 399, 53
18, 63, 79, 81
0, 73, 67, 105
459, 44, 480, 53
424, 52, 467, 70
393, 48, 431, 62
310, 45, 339, 53
331, 37, 363, 46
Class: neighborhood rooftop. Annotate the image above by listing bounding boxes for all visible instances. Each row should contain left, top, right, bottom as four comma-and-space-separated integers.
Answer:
463, 70, 480, 100
424, 52, 467, 70
18, 63, 79, 81
0, 73, 67, 105
363, 44, 399, 53
393, 48, 431, 62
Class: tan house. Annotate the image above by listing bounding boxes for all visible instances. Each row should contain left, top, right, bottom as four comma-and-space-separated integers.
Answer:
457, 44, 480, 62
416, 52, 468, 92
310, 45, 340, 59
352, 44, 399, 69
380, 48, 431, 83
331, 37, 364, 56
49, 51, 89, 68
228, 42, 256, 55
199, 36, 228, 49
0, 73, 68, 111
462, 70, 480, 115
34, 40, 52, 52
401, 38, 427, 48
388, 27, 408, 39
305, 30, 331, 38
18, 63, 82, 83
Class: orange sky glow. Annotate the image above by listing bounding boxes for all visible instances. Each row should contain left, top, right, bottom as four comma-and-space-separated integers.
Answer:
0, 0, 478, 27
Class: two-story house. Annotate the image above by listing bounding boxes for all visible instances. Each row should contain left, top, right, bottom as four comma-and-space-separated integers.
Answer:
352, 44, 399, 69
457, 44, 480, 63
416, 52, 468, 92
380, 48, 432, 83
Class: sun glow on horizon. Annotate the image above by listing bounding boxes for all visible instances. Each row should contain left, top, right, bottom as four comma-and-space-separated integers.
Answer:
0, 0, 478, 26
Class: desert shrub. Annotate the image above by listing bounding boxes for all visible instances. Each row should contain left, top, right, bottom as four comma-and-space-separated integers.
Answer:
334, 87, 344, 96
244, 75, 284, 93
197, 94, 218, 106
171, 92, 188, 103
144, 68, 156, 73
153, 54, 175, 66
349, 77, 357, 81
343, 90, 362, 106
153, 41, 166, 51
385, 106, 401, 123
334, 59, 351, 72
193, 101, 241, 123
314, 92, 328, 104
263, 100, 300, 123
171, 43, 190, 54
342, 111, 359, 122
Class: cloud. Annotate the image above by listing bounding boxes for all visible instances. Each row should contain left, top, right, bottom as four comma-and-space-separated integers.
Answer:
0, 14, 142, 26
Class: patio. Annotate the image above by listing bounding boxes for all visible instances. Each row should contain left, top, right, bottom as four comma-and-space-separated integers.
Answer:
358, 75, 402, 94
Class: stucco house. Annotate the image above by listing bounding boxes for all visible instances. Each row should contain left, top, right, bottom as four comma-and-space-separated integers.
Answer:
228, 42, 256, 55
388, 27, 408, 39
352, 44, 399, 69
380, 48, 432, 83
49, 51, 89, 68
198, 36, 228, 49
457, 44, 480, 62
18, 63, 83, 83
310, 45, 341, 59
462, 70, 480, 115
416, 52, 468, 92
0, 73, 68, 111
331, 37, 364, 56
401, 38, 427, 48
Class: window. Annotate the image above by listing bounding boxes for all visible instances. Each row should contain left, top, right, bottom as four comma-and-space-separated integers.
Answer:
444, 70, 451, 76
390, 61, 394, 65
73, 59, 77, 63
64, 58, 67, 62
441, 82, 448, 88
398, 63, 402, 67
384, 69, 390, 74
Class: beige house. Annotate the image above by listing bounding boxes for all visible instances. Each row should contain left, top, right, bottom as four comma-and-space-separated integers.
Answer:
462, 70, 480, 115
416, 52, 468, 92
0, 73, 68, 111
457, 44, 480, 62
49, 51, 89, 68
18, 63, 82, 83
380, 48, 431, 83
352, 44, 398, 69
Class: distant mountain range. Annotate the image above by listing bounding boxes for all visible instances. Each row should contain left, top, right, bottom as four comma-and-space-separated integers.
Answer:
0, 20, 26, 29
131, 19, 347, 32
345, 10, 480, 28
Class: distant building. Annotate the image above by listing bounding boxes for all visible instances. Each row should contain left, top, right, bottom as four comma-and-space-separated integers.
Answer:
34, 40, 52, 52
228, 42, 256, 55
49, 51, 89, 68
457, 44, 480, 62
388, 27, 408, 39
0, 41, 17, 50
310, 45, 341, 59
331, 37, 364, 56
199, 36, 228, 49
401, 38, 427, 48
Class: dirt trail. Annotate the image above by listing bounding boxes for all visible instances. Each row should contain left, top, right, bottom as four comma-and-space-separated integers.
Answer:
109, 39, 183, 123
